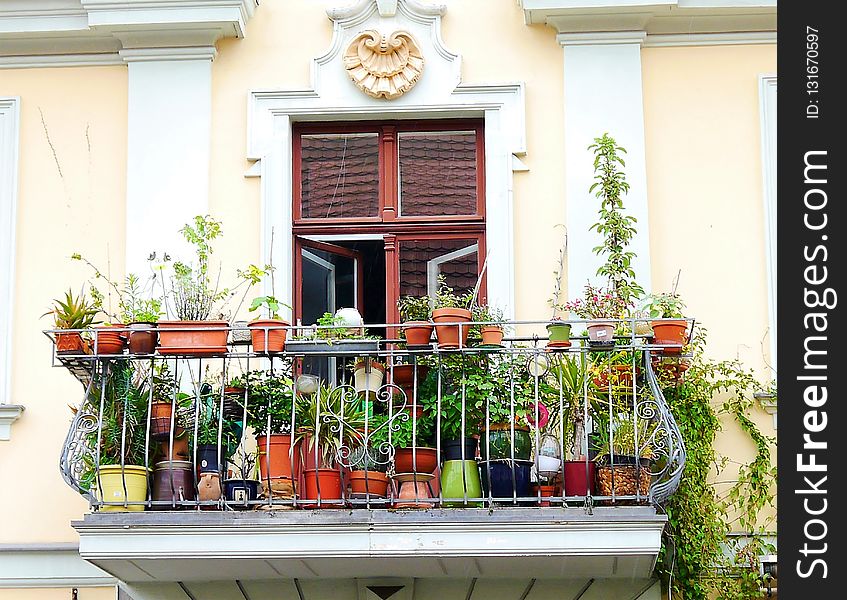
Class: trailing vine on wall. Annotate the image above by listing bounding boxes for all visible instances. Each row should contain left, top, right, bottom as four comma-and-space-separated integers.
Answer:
656, 327, 777, 599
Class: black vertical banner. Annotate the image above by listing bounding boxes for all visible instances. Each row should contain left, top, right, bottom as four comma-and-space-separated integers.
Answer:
778, 3, 845, 596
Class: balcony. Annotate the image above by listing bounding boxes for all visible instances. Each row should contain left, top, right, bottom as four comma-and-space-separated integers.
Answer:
48, 318, 688, 586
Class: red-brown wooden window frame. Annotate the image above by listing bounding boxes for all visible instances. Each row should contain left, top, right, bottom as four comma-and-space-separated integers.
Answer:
292, 119, 485, 226
291, 119, 487, 326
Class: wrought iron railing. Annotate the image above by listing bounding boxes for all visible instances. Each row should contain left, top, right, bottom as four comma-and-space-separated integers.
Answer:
48, 319, 688, 512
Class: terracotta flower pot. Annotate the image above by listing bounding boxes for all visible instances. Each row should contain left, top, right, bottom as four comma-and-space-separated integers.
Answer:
394, 446, 438, 474
592, 365, 640, 391
349, 470, 389, 497
532, 483, 560, 507
586, 320, 616, 344
56, 332, 86, 354
402, 321, 434, 346
94, 324, 126, 355
651, 320, 689, 354
150, 402, 174, 440
480, 325, 505, 347
652, 358, 690, 383
157, 320, 229, 355
301, 468, 344, 507
127, 322, 157, 354
390, 364, 430, 389
248, 319, 288, 353
431, 307, 473, 349
256, 434, 299, 486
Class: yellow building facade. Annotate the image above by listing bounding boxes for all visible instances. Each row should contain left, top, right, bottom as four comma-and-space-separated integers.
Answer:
0, 1, 776, 598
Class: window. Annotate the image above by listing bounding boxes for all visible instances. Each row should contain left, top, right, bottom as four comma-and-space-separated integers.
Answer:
292, 120, 486, 328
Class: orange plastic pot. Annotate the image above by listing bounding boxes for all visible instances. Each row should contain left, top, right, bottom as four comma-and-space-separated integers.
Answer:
532, 483, 560, 507
301, 468, 344, 507
432, 308, 472, 349
157, 320, 228, 355
94, 325, 126, 355
349, 470, 389, 497
256, 434, 299, 485
248, 319, 288, 353
394, 446, 438, 474
480, 325, 504, 346
651, 320, 688, 354
402, 321, 433, 346
56, 332, 86, 354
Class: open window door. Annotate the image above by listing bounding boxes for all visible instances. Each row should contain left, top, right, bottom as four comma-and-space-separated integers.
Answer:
295, 238, 365, 327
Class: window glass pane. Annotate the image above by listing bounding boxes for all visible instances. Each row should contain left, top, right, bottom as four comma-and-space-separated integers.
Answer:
300, 133, 379, 219
398, 131, 478, 217
399, 238, 479, 299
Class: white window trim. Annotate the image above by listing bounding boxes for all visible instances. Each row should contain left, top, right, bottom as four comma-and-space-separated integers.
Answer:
248, 1, 526, 321
0, 96, 23, 441
758, 74, 777, 378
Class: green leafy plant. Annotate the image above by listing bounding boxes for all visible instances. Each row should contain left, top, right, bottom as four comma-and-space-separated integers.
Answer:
544, 354, 600, 458
642, 291, 686, 319
587, 133, 644, 307
43, 287, 102, 330
71, 254, 162, 323
433, 274, 474, 310
397, 294, 433, 322
294, 384, 365, 468
561, 281, 630, 320
378, 409, 435, 449
228, 369, 295, 436
593, 412, 655, 460
248, 295, 291, 321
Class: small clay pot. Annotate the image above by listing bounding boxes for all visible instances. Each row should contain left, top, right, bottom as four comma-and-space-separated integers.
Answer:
402, 321, 434, 346
128, 322, 157, 354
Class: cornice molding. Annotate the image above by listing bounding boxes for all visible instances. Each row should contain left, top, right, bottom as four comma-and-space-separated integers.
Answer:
119, 45, 217, 62
558, 30, 647, 46
0, 0, 257, 67
0, 405, 24, 441
521, 1, 776, 38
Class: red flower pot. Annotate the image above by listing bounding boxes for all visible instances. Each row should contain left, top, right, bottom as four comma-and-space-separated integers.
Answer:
157, 321, 229, 355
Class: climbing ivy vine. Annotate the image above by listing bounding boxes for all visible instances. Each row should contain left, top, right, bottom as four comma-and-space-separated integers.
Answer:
655, 327, 777, 599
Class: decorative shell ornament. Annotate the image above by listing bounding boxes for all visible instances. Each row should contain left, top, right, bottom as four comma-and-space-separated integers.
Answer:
343, 30, 424, 100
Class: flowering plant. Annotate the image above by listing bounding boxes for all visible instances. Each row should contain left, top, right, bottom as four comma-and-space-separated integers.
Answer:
560, 282, 630, 320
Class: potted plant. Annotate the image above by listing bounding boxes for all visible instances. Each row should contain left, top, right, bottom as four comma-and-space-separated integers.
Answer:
389, 409, 437, 474
248, 294, 291, 353
353, 357, 386, 397
642, 291, 689, 354
591, 350, 641, 394
473, 303, 505, 347
83, 361, 150, 511
43, 287, 101, 354
286, 310, 381, 354
230, 369, 299, 496
397, 293, 433, 347
431, 274, 475, 349
593, 413, 655, 500
224, 449, 261, 508
545, 354, 601, 497
546, 226, 572, 349
346, 413, 392, 499
561, 282, 629, 345
295, 384, 365, 507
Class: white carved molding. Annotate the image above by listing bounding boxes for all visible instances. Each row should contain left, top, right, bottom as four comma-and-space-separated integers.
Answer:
343, 30, 424, 99
0, 0, 257, 67
0, 96, 20, 428
520, 1, 776, 42
248, 0, 525, 320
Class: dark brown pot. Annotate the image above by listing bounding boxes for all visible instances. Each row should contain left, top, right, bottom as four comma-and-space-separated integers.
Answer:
432, 308, 473, 349
128, 322, 158, 354
152, 460, 195, 508
157, 320, 229, 355
402, 321, 433, 346
248, 319, 288, 353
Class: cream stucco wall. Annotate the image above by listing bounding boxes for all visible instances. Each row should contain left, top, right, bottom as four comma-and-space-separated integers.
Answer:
0, 587, 115, 600
0, 66, 128, 543
0, 0, 776, 551
642, 44, 778, 529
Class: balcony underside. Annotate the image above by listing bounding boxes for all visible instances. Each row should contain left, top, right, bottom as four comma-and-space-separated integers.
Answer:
74, 507, 665, 583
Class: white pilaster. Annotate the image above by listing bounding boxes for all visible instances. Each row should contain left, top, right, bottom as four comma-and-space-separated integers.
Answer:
124, 52, 213, 274
561, 33, 652, 301
0, 97, 20, 423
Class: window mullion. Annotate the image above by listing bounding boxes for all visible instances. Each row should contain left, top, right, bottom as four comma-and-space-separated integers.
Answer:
381, 125, 398, 222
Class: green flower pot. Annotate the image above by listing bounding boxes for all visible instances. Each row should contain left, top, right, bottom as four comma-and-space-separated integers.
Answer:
546, 322, 572, 347
440, 460, 482, 507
